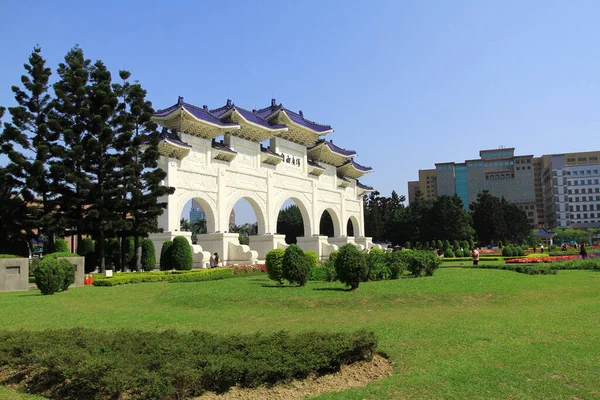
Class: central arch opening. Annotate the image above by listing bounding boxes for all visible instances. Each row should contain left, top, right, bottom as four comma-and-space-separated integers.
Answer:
180, 198, 212, 243
277, 199, 307, 244
230, 198, 259, 245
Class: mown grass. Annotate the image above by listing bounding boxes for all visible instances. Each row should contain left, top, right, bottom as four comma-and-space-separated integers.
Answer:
1, 268, 600, 399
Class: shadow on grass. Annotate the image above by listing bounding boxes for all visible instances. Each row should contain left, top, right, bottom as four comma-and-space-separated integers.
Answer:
312, 287, 350, 292
261, 284, 297, 288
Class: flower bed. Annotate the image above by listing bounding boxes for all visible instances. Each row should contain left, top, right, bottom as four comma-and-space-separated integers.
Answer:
227, 264, 267, 275
505, 254, 595, 264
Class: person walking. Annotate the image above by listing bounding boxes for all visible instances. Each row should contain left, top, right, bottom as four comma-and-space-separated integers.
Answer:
210, 252, 220, 268
471, 247, 480, 266
580, 243, 588, 260
540, 244, 544, 254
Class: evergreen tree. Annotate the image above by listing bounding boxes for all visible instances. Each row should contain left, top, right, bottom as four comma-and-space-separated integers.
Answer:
277, 204, 304, 244
82, 60, 120, 272
1, 47, 58, 250
113, 72, 174, 271
48, 46, 92, 254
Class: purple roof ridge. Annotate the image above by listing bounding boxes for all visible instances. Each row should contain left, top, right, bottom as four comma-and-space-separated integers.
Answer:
159, 128, 191, 148
308, 139, 357, 158
256, 99, 333, 133
155, 97, 238, 127
357, 181, 374, 191
211, 100, 287, 130
307, 159, 325, 169
211, 140, 237, 154
340, 159, 373, 172
260, 145, 282, 157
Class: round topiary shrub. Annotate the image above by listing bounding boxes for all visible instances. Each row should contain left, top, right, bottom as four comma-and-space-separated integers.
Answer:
444, 249, 455, 258
78, 238, 96, 273
403, 241, 411, 249
502, 246, 513, 257
334, 244, 368, 290
328, 250, 340, 263
159, 240, 173, 271
516, 246, 525, 256
304, 251, 319, 270
34, 257, 66, 295
56, 238, 69, 253
141, 238, 156, 272
59, 259, 75, 291
171, 236, 193, 270
455, 249, 464, 257
282, 244, 310, 286
265, 248, 285, 284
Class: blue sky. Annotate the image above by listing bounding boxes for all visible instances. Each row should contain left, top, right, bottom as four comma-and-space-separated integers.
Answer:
2, 1, 599, 224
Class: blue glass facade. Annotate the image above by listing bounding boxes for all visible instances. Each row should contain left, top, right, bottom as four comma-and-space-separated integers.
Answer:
454, 165, 469, 209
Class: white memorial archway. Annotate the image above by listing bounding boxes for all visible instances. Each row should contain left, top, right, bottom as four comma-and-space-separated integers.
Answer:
150, 97, 377, 266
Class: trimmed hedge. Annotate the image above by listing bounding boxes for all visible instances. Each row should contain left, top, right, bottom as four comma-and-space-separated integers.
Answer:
159, 240, 173, 271
442, 257, 501, 262
0, 254, 20, 258
141, 238, 156, 272
464, 263, 557, 275
304, 250, 319, 270
265, 248, 285, 284
93, 268, 235, 286
0, 328, 377, 400
171, 236, 193, 271
54, 238, 69, 253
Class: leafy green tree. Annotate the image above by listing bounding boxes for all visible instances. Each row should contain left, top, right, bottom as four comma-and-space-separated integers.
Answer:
180, 218, 191, 232
277, 204, 304, 244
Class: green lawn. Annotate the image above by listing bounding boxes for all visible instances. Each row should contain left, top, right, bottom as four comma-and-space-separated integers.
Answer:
1, 268, 600, 399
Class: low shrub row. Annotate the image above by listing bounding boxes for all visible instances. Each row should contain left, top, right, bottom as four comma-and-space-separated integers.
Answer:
464, 263, 557, 275
93, 268, 234, 286
292, 247, 441, 289
441, 257, 501, 262
0, 328, 377, 399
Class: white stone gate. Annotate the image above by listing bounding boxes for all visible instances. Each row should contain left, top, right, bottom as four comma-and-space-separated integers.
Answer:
150, 98, 376, 267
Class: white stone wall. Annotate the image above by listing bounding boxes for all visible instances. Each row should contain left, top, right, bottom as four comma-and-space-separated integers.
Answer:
152, 134, 368, 264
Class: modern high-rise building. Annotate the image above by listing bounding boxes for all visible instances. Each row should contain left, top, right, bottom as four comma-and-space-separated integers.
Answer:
408, 148, 600, 229
189, 200, 206, 224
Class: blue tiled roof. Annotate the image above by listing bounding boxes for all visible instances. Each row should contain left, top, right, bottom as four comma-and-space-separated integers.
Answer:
338, 176, 351, 183
260, 145, 282, 157
308, 140, 357, 158
155, 97, 238, 128
159, 128, 191, 148
256, 99, 332, 133
156, 97, 332, 133
211, 101, 287, 130
212, 140, 236, 154
339, 159, 373, 172
357, 181, 374, 191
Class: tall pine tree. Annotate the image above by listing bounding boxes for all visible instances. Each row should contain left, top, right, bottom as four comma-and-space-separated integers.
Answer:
49, 46, 92, 254
82, 60, 120, 272
2, 47, 58, 250
113, 72, 174, 271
